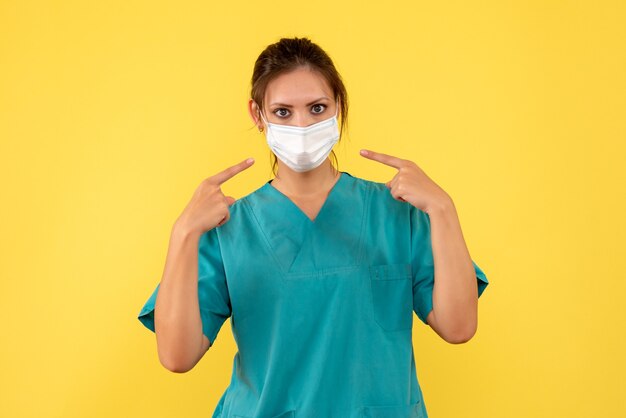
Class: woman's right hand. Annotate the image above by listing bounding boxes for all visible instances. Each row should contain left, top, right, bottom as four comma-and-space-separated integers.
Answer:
175, 158, 255, 235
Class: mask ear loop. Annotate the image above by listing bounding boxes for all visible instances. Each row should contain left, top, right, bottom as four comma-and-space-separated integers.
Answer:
255, 102, 268, 132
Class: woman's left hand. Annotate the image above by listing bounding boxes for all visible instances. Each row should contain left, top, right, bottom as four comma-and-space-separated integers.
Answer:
359, 149, 452, 214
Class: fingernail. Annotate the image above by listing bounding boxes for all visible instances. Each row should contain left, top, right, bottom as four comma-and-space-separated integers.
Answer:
360, 150, 368, 156
246, 158, 255, 164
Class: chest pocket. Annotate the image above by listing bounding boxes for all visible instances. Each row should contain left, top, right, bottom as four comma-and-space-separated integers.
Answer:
369, 264, 413, 331
361, 400, 424, 417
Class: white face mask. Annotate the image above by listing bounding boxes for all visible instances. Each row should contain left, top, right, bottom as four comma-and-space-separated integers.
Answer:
258, 100, 340, 173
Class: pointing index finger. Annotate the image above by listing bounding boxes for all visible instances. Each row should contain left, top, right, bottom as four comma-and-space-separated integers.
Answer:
211, 158, 255, 185
360, 149, 404, 169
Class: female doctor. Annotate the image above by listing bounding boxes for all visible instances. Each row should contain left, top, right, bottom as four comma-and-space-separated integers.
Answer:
138, 37, 489, 418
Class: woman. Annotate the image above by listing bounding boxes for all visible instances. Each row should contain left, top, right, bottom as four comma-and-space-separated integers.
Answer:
138, 37, 489, 418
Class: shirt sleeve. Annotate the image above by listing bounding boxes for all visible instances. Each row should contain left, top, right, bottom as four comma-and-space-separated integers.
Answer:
136, 227, 232, 346
410, 205, 490, 325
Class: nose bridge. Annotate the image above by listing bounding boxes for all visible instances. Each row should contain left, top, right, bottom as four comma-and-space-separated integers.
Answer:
293, 110, 315, 127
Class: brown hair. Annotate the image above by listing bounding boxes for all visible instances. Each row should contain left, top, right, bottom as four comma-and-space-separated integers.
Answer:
250, 37, 349, 177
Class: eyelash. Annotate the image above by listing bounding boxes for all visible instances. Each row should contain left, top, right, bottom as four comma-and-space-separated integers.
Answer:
273, 104, 327, 118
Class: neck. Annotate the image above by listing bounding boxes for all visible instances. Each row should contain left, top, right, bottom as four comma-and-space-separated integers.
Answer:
272, 159, 340, 197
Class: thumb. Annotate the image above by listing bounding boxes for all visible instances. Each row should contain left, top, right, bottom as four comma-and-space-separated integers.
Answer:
225, 196, 236, 206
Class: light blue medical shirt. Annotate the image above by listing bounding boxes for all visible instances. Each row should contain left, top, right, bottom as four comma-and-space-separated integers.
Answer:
138, 171, 489, 418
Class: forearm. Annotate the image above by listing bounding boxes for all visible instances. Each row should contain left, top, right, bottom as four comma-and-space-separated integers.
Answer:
154, 220, 205, 372
427, 198, 478, 342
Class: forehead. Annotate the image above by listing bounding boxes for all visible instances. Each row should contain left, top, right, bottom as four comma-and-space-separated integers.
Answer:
264, 67, 333, 106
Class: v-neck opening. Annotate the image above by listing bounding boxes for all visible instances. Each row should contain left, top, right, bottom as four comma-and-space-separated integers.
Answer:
265, 171, 347, 224
245, 170, 367, 275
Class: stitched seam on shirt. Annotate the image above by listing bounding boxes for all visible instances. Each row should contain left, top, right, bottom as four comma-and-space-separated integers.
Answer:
284, 264, 361, 279
356, 178, 372, 264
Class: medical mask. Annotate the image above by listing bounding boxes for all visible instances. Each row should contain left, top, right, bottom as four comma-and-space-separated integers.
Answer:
258, 101, 340, 172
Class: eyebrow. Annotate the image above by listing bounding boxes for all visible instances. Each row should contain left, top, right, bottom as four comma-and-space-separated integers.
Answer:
269, 97, 330, 107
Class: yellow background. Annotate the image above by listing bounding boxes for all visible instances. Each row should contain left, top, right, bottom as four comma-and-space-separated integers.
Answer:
1, 1, 624, 417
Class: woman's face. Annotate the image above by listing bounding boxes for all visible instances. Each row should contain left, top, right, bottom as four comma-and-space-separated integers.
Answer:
249, 66, 338, 129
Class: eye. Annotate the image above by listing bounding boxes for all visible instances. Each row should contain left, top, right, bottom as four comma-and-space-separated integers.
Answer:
273, 108, 290, 118
311, 104, 326, 114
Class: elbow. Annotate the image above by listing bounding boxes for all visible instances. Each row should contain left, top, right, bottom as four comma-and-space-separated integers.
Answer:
444, 330, 475, 344
156, 342, 202, 373
443, 321, 478, 345
158, 352, 195, 373
167, 366, 193, 374
154, 326, 206, 373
